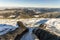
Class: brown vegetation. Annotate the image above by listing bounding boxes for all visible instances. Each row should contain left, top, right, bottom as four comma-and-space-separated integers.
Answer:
0, 9, 60, 19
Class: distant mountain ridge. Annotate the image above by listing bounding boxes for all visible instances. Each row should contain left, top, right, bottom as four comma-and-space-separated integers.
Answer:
0, 8, 60, 18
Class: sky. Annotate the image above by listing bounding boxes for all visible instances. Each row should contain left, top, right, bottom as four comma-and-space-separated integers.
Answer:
0, 0, 60, 8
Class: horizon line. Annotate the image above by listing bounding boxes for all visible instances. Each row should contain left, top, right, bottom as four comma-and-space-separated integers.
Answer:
0, 7, 60, 8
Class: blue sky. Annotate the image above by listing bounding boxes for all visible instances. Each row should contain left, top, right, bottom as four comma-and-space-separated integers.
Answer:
0, 0, 60, 8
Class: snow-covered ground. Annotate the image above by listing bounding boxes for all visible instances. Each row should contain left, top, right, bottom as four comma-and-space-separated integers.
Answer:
0, 24, 18, 35
0, 18, 60, 39
45, 19, 60, 36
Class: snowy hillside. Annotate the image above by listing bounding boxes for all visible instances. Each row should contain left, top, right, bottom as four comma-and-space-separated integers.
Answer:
0, 24, 18, 35
45, 19, 60, 36
0, 18, 60, 36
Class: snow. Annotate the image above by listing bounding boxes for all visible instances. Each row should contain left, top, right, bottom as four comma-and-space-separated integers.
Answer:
21, 28, 35, 40
45, 19, 60, 36
34, 18, 49, 27
20, 18, 60, 40
0, 18, 60, 39
0, 24, 18, 35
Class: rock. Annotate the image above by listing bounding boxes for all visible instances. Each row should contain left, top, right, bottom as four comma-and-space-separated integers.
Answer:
0, 21, 28, 40
39, 24, 47, 29
33, 28, 60, 40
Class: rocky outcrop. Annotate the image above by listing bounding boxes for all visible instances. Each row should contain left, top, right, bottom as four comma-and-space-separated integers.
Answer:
33, 28, 60, 40
39, 24, 47, 29
0, 21, 28, 40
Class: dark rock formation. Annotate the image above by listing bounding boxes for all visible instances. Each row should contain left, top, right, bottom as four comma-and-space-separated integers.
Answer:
33, 28, 60, 40
0, 21, 28, 40
14, 28, 28, 40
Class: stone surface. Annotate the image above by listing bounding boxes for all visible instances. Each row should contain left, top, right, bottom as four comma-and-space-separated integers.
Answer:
0, 21, 28, 40
33, 28, 60, 40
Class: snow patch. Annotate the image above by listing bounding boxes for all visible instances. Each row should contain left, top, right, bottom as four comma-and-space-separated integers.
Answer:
0, 24, 18, 35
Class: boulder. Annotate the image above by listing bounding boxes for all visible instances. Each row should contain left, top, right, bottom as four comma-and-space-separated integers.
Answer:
0, 21, 28, 40
33, 28, 60, 40
39, 24, 47, 29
